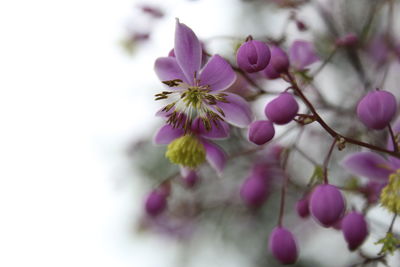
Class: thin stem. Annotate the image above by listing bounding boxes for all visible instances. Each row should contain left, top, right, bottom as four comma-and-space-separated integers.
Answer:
323, 139, 337, 184
312, 47, 337, 78
293, 145, 319, 166
388, 213, 397, 233
388, 124, 398, 152
285, 72, 400, 158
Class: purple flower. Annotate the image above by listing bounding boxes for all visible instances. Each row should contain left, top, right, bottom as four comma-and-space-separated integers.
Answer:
296, 197, 310, 218
264, 92, 299, 125
154, 118, 228, 174
268, 227, 298, 265
341, 212, 368, 251
154, 20, 252, 129
247, 120, 275, 145
261, 45, 289, 79
180, 168, 199, 188
236, 40, 271, 73
289, 40, 319, 70
145, 189, 167, 217
342, 119, 400, 185
356, 90, 397, 130
309, 184, 345, 227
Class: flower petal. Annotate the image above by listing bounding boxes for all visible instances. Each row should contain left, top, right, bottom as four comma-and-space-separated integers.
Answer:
202, 140, 226, 175
191, 117, 230, 139
199, 55, 236, 91
153, 124, 184, 145
341, 152, 394, 181
289, 40, 319, 70
154, 57, 188, 84
213, 92, 253, 128
174, 19, 202, 84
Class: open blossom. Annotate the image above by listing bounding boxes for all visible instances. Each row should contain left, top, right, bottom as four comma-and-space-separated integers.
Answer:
154, 117, 228, 174
154, 20, 252, 131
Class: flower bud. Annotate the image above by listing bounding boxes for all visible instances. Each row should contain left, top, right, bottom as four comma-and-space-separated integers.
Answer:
240, 176, 268, 207
309, 184, 345, 227
268, 227, 298, 265
341, 212, 368, 251
248, 120, 275, 145
356, 90, 397, 130
265, 93, 299, 125
296, 198, 309, 218
335, 33, 358, 47
145, 190, 167, 216
289, 40, 319, 70
237, 40, 271, 73
262, 45, 289, 79
182, 170, 199, 188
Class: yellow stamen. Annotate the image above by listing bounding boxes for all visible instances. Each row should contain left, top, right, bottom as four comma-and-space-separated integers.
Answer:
165, 135, 206, 168
380, 170, 400, 213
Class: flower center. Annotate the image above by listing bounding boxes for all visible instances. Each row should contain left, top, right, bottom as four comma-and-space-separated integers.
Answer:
380, 169, 400, 213
165, 134, 206, 168
155, 79, 228, 131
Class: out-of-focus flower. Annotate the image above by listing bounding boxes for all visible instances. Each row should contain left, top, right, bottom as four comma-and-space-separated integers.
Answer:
335, 33, 358, 47
309, 184, 345, 227
264, 92, 299, 125
261, 45, 290, 79
268, 227, 298, 265
356, 90, 397, 130
154, 20, 252, 130
236, 40, 271, 73
180, 168, 200, 189
139, 5, 164, 18
145, 189, 168, 217
247, 120, 275, 145
154, 118, 228, 174
289, 40, 320, 70
295, 197, 309, 218
341, 212, 369, 251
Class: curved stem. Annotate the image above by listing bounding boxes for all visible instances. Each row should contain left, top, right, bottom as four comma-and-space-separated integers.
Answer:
323, 139, 337, 184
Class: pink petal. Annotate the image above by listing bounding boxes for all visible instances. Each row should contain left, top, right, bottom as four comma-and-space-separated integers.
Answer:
341, 152, 394, 181
154, 57, 188, 84
174, 19, 202, 84
199, 55, 236, 91
153, 124, 184, 145
202, 140, 226, 175
213, 92, 253, 128
191, 117, 230, 139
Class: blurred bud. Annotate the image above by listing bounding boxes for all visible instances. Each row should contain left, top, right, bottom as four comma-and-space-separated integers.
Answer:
309, 184, 345, 227
248, 120, 275, 145
261, 45, 289, 79
335, 33, 358, 47
145, 189, 167, 216
265, 92, 299, 125
296, 21, 307, 31
237, 40, 271, 73
240, 176, 268, 207
181, 168, 199, 189
356, 90, 397, 130
268, 227, 298, 265
139, 5, 164, 18
296, 197, 309, 218
341, 212, 368, 251
289, 40, 319, 70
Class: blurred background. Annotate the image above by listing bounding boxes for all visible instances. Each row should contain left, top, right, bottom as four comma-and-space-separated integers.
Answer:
1, 0, 400, 266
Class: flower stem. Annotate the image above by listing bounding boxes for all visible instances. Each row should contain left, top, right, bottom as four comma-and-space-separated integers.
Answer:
323, 138, 337, 184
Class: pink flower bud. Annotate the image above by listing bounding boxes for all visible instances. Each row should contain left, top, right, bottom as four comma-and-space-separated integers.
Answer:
341, 212, 368, 251
356, 90, 397, 130
296, 198, 309, 218
182, 170, 199, 188
262, 45, 289, 79
268, 227, 298, 265
264, 92, 299, 125
248, 120, 275, 145
237, 40, 271, 73
240, 176, 268, 207
309, 184, 345, 227
145, 190, 167, 216
335, 33, 358, 47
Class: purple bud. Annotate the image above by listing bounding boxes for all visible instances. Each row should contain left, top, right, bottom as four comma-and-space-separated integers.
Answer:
262, 45, 290, 79
145, 190, 167, 216
289, 40, 319, 70
248, 120, 275, 145
265, 92, 299, 125
356, 90, 397, 130
296, 21, 307, 31
268, 227, 298, 265
240, 176, 268, 207
341, 212, 368, 251
182, 170, 199, 188
296, 198, 309, 218
237, 40, 271, 73
335, 33, 358, 47
309, 184, 345, 227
